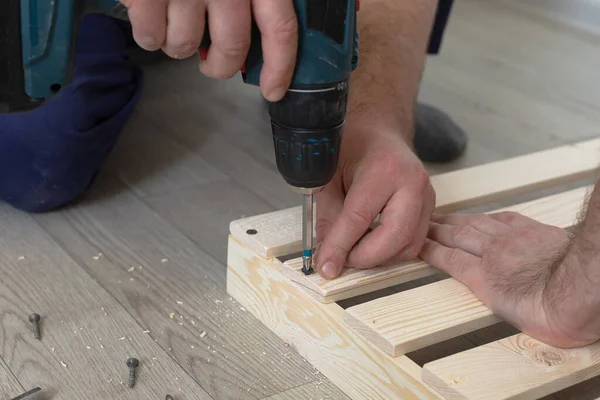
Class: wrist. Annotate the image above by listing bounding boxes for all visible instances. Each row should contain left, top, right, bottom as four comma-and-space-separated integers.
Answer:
345, 105, 415, 146
543, 243, 600, 345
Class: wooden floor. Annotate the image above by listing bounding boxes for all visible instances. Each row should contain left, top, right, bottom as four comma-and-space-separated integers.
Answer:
3, 0, 600, 399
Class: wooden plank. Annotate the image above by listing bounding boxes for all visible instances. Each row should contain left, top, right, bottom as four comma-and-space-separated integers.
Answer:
282, 185, 591, 303
0, 357, 23, 400
422, 333, 600, 400
345, 279, 500, 357
35, 173, 318, 399
230, 139, 600, 258
282, 257, 439, 304
429, 138, 600, 213
226, 235, 443, 400
0, 204, 211, 399
260, 380, 350, 400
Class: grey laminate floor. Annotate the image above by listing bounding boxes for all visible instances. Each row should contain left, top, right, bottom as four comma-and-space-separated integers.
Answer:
2, 0, 600, 399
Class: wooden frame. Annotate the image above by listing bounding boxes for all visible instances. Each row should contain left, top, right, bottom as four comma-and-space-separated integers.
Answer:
226, 139, 600, 400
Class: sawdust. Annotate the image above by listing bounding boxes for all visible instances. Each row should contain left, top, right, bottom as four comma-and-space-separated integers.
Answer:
176, 301, 183, 305
17, 256, 25, 261
200, 331, 206, 338
161, 258, 169, 263
128, 266, 135, 272
169, 313, 175, 319
118, 337, 126, 341
60, 361, 68, 368
92, 253, 103, 260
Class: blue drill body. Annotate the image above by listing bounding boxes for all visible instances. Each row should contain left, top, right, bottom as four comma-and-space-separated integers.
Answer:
10, 0, 360, 275
20, 0, 359, 101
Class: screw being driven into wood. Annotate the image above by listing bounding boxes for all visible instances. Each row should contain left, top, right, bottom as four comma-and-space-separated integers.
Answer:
126, 358, 139, 388
28, 314, 41, 340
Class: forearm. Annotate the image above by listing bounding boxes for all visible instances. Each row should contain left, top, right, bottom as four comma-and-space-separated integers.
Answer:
565, 182, 600, 285
347, 0, 438, 142
547, 181, 600, 336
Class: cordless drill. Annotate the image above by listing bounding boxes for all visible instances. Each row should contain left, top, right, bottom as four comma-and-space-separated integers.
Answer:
0, 0, 360, 274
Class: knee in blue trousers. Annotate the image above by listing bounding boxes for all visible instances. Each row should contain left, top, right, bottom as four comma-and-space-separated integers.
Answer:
0, 14, 143, 212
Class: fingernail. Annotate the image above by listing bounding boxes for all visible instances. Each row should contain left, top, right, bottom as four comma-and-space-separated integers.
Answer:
321, 262, 337, 279
138, 36, 161, 51
267, 86, 287, 102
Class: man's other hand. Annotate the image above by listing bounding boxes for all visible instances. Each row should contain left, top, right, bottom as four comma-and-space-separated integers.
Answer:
314, 126, 436, 280
420, 211, 600, 348
120, 0, 298, 101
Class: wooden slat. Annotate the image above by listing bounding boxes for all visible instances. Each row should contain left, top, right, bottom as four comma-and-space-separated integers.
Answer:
226, 235, 443, 400
281, 257, 438, 304
422, 334, 600, 400
283, 185, 591, 304
230, 139, 600, 258
345, 279, 500, 357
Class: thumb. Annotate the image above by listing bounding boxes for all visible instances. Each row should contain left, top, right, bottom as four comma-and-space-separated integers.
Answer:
314, 178, 344, 279
315, 181, 387, 280
315, 180, 344, 244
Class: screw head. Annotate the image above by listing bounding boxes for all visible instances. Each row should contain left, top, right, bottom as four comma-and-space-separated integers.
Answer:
166, 396, 174, 400
29, 314, 40, 323
126, 358, 139, 368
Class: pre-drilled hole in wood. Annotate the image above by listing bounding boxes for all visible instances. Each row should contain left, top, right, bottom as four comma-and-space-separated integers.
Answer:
246, 229, 257, 235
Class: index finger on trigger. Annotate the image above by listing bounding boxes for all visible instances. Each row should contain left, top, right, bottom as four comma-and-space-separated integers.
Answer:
251, 0, 298, 101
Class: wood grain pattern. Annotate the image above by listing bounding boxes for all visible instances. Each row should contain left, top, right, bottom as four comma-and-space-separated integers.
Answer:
34, 173, 317, 400
145, 181, 274, 263
227, 235, 443, 400
260, 380, 350, 400
345, 279, 501, 357
0, 357, 23, 400
422, 334, 600, 400
281, 185, 590, 303
429, 138, 600, 213
0, 204, 211, 399
230, 140, 600, 259
282, 257, 438, 304
104, 111, 229, 198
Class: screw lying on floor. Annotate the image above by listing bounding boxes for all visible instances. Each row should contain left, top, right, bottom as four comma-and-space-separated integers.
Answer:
28, 314, 41, 340
126, 358, 139, 388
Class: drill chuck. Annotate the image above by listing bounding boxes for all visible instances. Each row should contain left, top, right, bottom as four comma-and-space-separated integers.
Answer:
269, 80, 349, 190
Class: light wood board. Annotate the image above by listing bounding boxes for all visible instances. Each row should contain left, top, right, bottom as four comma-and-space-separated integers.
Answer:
342, 185, 591, 355
278, 185, 590, 304
227, 235, 443, 400
422, 334, 600, 400
230, 139, 600, 259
